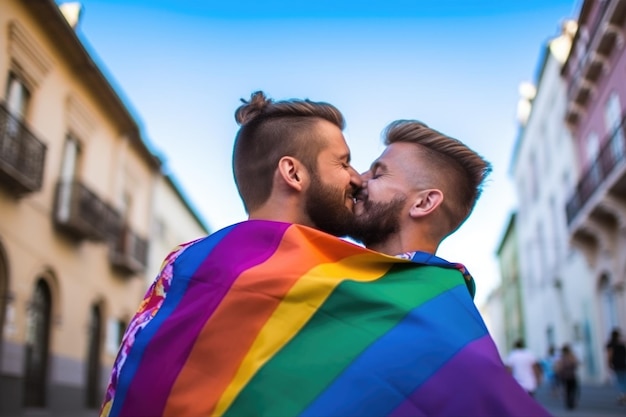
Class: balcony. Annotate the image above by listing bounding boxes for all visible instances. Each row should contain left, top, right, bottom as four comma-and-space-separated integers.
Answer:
109, 225, 148, 276
565, 0, 626, 124
0, 102, 47, 195
53, 180, 121, 241
566, 114, 626, 227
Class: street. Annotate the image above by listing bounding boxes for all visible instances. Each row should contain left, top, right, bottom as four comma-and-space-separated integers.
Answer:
6, 384, 625, 417
535, 383, 625, 417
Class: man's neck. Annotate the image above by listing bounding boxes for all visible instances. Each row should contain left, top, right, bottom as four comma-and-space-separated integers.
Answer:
249, 200, 313, 227
368, 234, 438, 256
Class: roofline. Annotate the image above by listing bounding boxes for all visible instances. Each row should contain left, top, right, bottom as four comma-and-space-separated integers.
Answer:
508, 41, 552, 176
561, 0, 592, 76
165, 174, 211, 234
24, 0, 161, 170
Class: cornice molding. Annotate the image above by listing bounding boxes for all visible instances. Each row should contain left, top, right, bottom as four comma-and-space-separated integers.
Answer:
8, 20, 52, 88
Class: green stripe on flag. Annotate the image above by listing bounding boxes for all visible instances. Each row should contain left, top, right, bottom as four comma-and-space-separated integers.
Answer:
224, 264, 465, 417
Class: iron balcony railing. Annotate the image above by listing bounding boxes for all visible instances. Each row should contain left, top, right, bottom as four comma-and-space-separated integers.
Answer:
53, 180, 121, 241
566, 0, 613, 102
109, 225, 148, 275
0, 101, 47, 195
566, 113, 626, 224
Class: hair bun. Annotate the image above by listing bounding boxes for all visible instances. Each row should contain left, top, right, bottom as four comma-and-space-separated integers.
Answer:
235, 91, 273, 125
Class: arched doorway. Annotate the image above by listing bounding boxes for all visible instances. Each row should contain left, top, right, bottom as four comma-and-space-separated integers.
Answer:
23, 279, 52, 407
0, 244, 8, 360
85, 303, 103, 408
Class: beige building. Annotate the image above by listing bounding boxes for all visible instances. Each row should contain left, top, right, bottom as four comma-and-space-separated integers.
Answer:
0, 1, 209, 415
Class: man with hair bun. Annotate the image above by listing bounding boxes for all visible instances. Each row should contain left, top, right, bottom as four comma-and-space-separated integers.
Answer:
100, 90, 365, 417
232, 90, 362, 236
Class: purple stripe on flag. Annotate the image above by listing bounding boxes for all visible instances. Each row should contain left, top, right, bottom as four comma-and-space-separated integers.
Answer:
389, 335, 551, 417
120, 221, 289, 416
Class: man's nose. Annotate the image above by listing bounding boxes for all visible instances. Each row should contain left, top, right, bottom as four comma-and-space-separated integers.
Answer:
360, 170, 372, 182
348, 165, 363, 187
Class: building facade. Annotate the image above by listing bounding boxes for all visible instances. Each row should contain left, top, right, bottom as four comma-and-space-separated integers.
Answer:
146, 174, 209, 288
494, 212, 525, 356
562, 0, 626, 356
0, 1, 209, 415
478, 285, 506, 357
509, 22, 605, 382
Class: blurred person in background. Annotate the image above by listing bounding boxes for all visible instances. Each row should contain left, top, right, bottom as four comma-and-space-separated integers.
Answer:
555, 344, 579, 410
505, 338, 543, 397
541, 345, 561, 398
606, 328, 626, 405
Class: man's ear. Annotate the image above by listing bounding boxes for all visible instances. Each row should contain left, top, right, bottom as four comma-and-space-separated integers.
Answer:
277, 156, 307, 191
409, 189, 444, 218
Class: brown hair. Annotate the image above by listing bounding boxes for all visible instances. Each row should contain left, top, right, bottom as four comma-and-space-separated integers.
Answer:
233, 91, 345, 212
384, 119, 492, 235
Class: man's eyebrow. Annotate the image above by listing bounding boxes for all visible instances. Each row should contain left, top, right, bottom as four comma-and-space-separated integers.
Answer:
339, 152, 351, 163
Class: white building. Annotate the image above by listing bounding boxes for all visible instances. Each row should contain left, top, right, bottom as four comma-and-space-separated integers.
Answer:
479, 286, 506, 357
509, 22, 606, 383
146, 174, 210, 287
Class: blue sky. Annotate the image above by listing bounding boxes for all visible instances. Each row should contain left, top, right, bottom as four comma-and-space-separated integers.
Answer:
68, 0, 579, 304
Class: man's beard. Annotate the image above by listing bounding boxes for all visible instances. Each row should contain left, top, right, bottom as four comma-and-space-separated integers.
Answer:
349, 195, 406, 248
305, 173, 355, 237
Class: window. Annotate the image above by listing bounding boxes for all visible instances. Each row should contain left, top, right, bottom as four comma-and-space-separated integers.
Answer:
3, 73, 31, 161
549, 195, 562, 260
604, 92, 624, 161
585, 131, 600, 188
525, 239, 538, 293
573, 322, 582, 342
60, 135, 80, 182
106, 317, 128, 356
153, 217, 166, 240
118, 319, 128, 344
540, 120, 550, 173
5, 72, 30, 119
546, 325, 555, 349
529, 151, 540, 201
121, 190, 133, 223
536, 221, 548, 287
56, 135, 82, 222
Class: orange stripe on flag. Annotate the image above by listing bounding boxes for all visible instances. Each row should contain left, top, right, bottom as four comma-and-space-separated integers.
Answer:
163, 227, 367, 416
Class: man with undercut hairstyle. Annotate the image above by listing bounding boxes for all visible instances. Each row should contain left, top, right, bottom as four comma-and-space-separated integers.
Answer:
100, 91, 365, 417
352, 119, 491, 257
232, 90, 362, 236
347, 119, 551, 415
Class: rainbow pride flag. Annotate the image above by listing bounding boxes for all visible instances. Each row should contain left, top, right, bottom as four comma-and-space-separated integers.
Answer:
101, 220, 550, 417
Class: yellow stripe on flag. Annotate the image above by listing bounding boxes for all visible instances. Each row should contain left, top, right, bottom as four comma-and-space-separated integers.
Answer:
213, 252, 397, 416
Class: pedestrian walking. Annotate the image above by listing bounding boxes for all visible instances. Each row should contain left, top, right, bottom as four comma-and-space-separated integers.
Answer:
505, 339, 543, 397
606, 328, 626, 405
541, 345, 561, 398
555, 344, 579, 410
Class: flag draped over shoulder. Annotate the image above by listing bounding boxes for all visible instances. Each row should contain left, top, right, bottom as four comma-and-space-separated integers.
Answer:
101, 220, 550, 417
